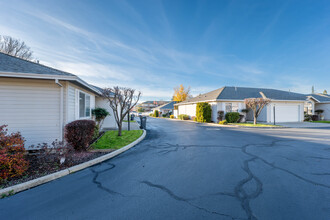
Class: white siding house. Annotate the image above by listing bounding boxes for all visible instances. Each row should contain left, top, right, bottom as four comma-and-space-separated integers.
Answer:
175, 86, 307, 123
0, 52, 115, 148
307, 94, 330, 120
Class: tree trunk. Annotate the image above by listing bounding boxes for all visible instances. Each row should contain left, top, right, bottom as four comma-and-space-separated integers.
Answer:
254, 115, 257, 125
118, 124, 122, 136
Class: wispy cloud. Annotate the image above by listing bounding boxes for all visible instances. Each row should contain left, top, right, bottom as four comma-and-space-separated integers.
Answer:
1, 0, 328, 100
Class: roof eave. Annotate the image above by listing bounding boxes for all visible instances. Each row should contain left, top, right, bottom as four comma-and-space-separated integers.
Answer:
0, 71, 102, 95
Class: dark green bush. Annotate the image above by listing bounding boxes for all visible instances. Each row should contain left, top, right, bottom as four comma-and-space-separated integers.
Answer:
92, 108, 109, 127
225, 112, 240, 123
196, 102, 212, 123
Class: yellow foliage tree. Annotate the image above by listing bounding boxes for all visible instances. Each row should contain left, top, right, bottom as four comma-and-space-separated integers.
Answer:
172, 84, 191, 102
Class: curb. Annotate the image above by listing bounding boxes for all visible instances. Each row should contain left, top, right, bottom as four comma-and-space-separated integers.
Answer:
0, 129, 147, 197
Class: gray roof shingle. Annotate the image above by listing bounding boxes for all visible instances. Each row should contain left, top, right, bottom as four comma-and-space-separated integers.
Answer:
178, 86, 307, 105
307, 93, 330, 103
0, 52, 104, 95
0, 52, 75, 76
154, 101, 177, 110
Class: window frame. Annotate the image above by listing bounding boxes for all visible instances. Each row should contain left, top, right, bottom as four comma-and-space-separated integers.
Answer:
225, 103, 232, 113
78, 90, 91, 119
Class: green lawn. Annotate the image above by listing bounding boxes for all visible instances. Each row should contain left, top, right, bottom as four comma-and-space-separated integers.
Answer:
91, 130, 143, 150
309, 121, 330, 123
123, 120, 136, 122
229, 122, 281, 127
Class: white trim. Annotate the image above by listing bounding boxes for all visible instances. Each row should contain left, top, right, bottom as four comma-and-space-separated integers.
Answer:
55, 79, 64, 141
0, 71, 75, 80
66, 83, 69, 123
77, 90, 92, 119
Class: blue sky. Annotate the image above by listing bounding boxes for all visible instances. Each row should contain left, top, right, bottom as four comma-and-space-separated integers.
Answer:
1, 0, 330, 101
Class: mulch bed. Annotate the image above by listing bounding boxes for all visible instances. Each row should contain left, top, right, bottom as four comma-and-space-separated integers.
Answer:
1, 151, 109, 189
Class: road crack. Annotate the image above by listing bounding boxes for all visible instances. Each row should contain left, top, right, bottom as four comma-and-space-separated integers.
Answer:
91, 162, 126, 197
141, 180, 243, 220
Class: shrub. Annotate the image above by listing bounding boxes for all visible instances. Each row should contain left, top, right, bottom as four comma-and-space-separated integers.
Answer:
0, 125, 29, 181
92, 108, 109, 127
311, 115, 319, 121
304, 113, 312, 121
219, 120, 228, 125
64, 120, 96, 151
30, 140, 74, 170
191, 116, 197, 121
92, 125, 100, 140
178, 114, 190, 120
315, 109, 324, 114
241, 109, 249, 114
170, 115, 175, 119
196, 102, 212, 123
149, 113, 153, 116
217, 111, 224, 121
153, 110, 159, 117
225, 112, 240, 123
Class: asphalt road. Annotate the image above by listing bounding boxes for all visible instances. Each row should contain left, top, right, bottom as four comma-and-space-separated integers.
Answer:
1, 118, 330, 220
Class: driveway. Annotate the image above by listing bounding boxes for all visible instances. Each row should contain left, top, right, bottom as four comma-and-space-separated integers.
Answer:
276, 121, 330, 128
1, 118, 330, 220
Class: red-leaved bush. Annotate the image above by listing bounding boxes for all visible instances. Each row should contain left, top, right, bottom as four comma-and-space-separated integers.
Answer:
64, 120, 96, 151
0, 125, 29, 181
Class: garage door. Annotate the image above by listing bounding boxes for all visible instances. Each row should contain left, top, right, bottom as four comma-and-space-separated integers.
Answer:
274, 105, 300, 122
0, 78, 61, 148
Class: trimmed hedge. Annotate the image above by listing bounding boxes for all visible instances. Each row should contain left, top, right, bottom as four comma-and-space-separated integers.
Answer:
196, 102, 212, 123
225, 112, 240, 123
65, 120, 96, 151
170, 115, 175, 119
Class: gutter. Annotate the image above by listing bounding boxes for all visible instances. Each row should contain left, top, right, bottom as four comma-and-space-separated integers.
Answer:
55, 79, 64, 142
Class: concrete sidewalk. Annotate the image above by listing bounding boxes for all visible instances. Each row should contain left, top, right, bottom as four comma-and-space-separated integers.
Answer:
275, 122, 330, 128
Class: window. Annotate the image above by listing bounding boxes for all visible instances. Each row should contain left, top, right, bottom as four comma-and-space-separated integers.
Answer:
232, 103, 239, 112
225, 103, 239, 112
79, 91, 91, 118
225, 103, 232, 112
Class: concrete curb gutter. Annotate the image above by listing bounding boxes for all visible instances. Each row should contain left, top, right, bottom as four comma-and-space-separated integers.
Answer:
0, 129, 147, 197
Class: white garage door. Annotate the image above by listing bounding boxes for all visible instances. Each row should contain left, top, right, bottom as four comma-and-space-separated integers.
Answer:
0, 78, 61, 148
274, 105, 300, 122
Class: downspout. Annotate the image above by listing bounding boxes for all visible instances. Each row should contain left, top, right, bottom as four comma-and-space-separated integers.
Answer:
55, 79, 64, 142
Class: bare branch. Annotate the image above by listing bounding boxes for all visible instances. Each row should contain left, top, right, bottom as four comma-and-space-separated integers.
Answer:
102, 86, 141, 136
244, 98, 271, 125
0, 35, 33, 60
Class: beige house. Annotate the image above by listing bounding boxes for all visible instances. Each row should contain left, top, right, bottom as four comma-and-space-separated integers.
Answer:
0, 52, 115, 148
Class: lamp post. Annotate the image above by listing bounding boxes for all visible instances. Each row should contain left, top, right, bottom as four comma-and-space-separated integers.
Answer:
127, 111, 130, 131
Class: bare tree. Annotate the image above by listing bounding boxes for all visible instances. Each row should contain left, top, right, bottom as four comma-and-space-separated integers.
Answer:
0, 35, 33, 60
102, 86, 141, 136
244, 98, 271, 125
